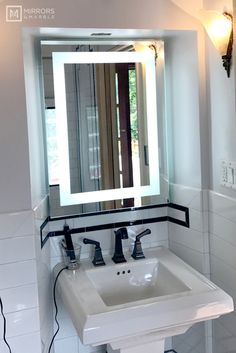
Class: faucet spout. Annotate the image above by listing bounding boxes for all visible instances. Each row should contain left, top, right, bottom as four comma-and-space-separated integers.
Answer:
112, 227, 128, 263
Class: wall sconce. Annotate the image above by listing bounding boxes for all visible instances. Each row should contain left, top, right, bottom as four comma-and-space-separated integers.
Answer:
201, 11, 233, 77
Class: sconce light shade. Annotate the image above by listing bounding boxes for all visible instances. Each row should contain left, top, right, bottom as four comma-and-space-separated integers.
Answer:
200, 11, 233, 77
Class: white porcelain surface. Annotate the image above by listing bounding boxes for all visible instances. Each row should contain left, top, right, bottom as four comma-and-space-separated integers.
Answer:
55, 246, 233, 348
86, 258, 189, 306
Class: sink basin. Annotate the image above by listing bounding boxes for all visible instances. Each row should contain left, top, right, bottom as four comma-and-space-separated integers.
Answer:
86, 259, 190, 306
55, 247, 233, 352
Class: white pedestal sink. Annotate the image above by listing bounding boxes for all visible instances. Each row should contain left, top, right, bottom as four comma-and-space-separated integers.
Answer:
116, 340, 165, 353
55, 247, 233, 353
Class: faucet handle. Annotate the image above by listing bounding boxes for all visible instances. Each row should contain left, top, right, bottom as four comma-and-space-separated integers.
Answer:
131, 229, 151, 260
83, 238, 106, 266
136, 228, 151, 241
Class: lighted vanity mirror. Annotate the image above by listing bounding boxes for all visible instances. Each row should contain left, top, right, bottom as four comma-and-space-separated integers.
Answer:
42, 42, 168, 216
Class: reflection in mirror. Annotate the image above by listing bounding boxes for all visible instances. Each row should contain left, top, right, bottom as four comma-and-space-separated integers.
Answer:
64, 61, 149, 205
42, 42, 168, 216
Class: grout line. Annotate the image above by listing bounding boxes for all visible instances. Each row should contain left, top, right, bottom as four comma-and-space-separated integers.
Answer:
0, 304, 39, 316
0, 329, 41, 341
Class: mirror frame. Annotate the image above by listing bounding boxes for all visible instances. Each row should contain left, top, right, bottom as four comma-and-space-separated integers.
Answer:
52, 50, 160, 206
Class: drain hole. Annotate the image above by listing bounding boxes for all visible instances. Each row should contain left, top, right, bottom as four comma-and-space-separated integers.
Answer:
117, 272, 120, 275
127, 269, 131, 273
122, 271, 125, 274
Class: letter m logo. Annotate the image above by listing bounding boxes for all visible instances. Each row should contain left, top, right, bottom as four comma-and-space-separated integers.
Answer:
6, 6, 22, 22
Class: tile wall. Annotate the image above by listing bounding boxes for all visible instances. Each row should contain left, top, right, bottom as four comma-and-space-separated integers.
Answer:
0, 196, 52, 353
208, 191, 236, 353
34, 199, 52, 353
168, 184, 211, 353
0, 207, 42, 352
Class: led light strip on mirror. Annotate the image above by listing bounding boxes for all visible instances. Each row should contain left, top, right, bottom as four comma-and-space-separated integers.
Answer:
52, 50, 160, 206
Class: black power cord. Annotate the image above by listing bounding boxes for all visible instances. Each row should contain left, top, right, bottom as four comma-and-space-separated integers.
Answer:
0, 297, 12, 353
48, 266, 67, 353
0, 267, 69, 353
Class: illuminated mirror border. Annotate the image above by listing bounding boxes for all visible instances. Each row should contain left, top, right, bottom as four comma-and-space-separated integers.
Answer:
52, 51, 160, 206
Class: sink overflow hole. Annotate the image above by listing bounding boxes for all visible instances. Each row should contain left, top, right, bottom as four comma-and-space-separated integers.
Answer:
116, 270, 131, 275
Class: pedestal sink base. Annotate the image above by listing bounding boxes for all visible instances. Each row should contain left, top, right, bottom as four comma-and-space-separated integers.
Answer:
107, 340, 165, 353
107, 324, 190, 352
108, 340, 165, 353
121, 340, 164, 353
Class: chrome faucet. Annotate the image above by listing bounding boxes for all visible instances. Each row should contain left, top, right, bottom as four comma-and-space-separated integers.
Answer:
112, 227, 128, 263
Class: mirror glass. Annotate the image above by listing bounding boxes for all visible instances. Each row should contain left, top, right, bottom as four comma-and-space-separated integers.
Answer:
42, 43, 168, 216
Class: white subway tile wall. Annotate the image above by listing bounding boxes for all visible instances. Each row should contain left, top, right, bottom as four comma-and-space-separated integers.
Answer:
33, 197, 52, 353
0, 207, 41, 352
169, 184, 210, 353
0, 332, 42, 353
209, 191, 236, 353
0, 197, 53, 353
171, 322, 206, 353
